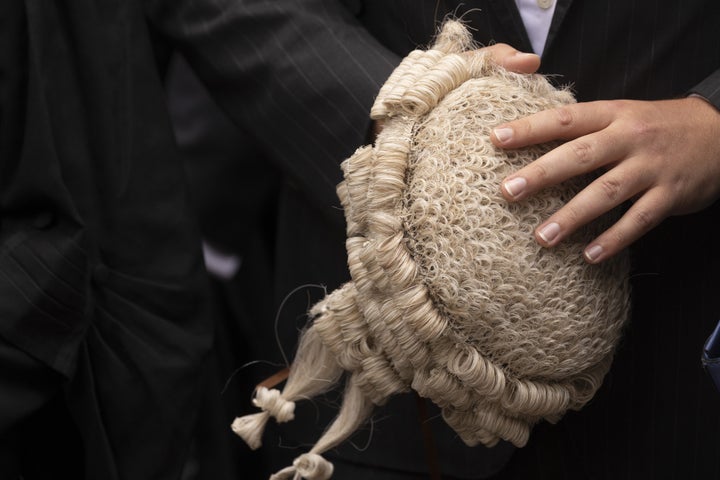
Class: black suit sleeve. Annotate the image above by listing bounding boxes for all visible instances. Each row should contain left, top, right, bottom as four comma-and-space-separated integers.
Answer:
144, 0, 400, 217
690, 68, 720, 110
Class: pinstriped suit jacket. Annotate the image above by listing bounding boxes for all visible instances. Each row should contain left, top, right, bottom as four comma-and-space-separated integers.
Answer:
347, 2, 720, 478
164, 1, 720, 479
340, 4, 720, 480
0, 0, 398, 478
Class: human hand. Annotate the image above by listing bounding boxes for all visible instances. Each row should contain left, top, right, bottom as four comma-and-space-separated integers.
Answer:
491, 96, 720, 263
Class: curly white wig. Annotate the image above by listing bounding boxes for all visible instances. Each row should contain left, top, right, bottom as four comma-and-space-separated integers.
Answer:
232, 21, 630, 480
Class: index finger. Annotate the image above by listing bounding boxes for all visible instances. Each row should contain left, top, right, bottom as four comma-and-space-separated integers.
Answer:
490, 101, 616, 148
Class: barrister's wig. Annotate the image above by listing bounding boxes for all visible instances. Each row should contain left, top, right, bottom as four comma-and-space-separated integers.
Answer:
232, 21, 631, 480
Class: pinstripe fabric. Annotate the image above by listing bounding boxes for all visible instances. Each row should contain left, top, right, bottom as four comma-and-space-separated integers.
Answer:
164, 2, 518, 479
147, 0, 400, 222
166, 1, 720, 478
1, 1, 401, 479
349, 2, 720, 479
233, 1, 720, 478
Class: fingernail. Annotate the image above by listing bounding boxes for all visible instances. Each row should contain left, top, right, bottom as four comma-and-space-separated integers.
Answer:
503, 177, 527, 198
584, 244, 604, 263
493, 127, 513, 143
537, 222, 561, 244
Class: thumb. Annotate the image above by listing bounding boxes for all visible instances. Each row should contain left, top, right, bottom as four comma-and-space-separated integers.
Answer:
464, 43, 540, 74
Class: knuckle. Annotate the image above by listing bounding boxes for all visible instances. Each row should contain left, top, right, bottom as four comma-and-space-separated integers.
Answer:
598, 177, 622, 202
513, 118, 531, 138
554, 106, 575, 127
632, 207, 658, 231
531, 161, 550, 182
610, 228, 626, 247
569, 139, 594, 165
626, 118, 653, 138
562, 203, 583, 224
606, 101, 654, 137
604, 99, 626, 115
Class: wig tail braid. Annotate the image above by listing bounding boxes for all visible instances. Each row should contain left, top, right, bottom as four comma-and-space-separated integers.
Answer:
231, 326, 343, 449
269, 375, 375, 479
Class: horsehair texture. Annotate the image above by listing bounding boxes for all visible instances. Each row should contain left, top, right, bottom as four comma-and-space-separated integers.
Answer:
232, 20, 631, 480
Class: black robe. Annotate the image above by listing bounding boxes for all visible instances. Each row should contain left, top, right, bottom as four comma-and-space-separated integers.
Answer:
0, 0, 400, 478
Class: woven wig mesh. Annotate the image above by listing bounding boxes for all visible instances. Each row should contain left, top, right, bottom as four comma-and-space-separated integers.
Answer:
233, 21, 630, 480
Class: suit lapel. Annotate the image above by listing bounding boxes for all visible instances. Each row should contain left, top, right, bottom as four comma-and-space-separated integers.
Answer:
485, 0, 533, 52
484, 0, 576, 57
544, 0, 575, 56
